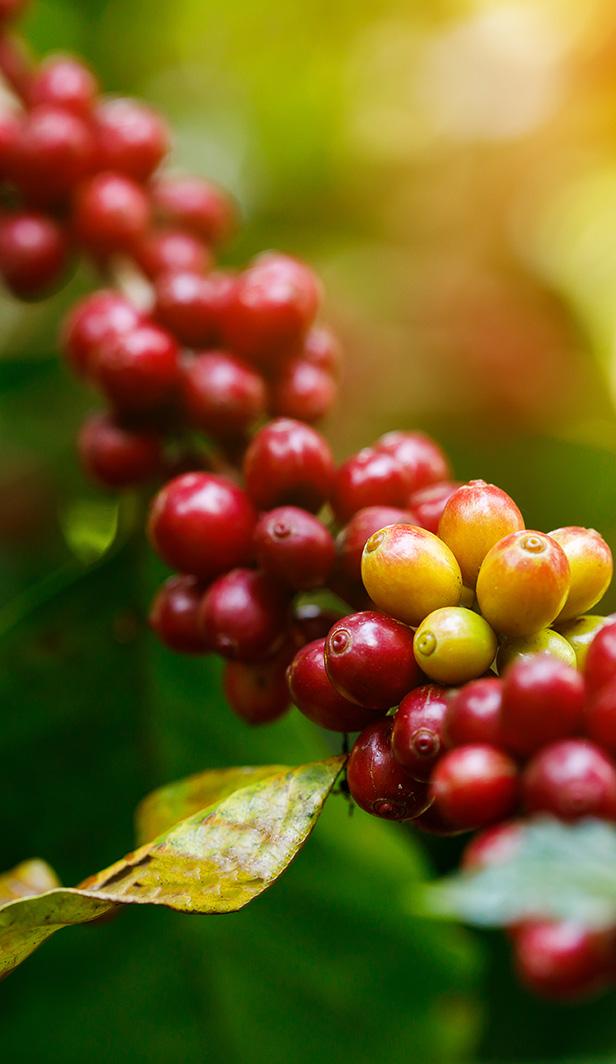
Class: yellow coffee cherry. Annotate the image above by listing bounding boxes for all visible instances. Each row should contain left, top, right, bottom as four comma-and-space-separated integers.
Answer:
476, 530, 570, 637
438, 480, 524, 588
413, 606, 497, 684
496, 629, 577, 673
361, 524, 462, 627
549, 526, 613, 621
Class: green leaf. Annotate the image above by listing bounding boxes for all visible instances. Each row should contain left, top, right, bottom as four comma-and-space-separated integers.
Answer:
416, 817, 616, 930
0, 757, 343, 979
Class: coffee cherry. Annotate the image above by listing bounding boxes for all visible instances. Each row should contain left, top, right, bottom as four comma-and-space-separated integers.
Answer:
557, 615, 611, 670
302, 325, 341, 375
549, 526, 613, 621
585, 679, 616, 755
199, 568, 288, 662
409, 481, 461, 534
148, 471, 256, 579
149, 574, 207, 654
496, 628, 577, 673
585, 620, 616, 696
154, 269, 235, 347
134, 229, 212, 280
438, 480, 524, 588
335, 505, 416, 591
0, 112, 20, 178
411, 803, 466, 836
78, 411, 163, 488
223, 654, 291, 724
150, 174, 235, 244
391, 685, 449, 780
74, 172, 151, 255
0, 211, 69, 298
445, 678, 503, 748
361, 524, 462, 627
243, 418, 334, 512
333, 448, 410, 524
461, 820, 523, 871
414, 607, 497, 685
375, 430, 451, 493
94, 98, 169, 181
522, 739, 616, 821
430, 744, 519, 830
325, 611, 419, 711
500, 656, 584, 757
347, 718, 433, 820
269, 358, 336, 422
61, 289, 142, 377
95, 323, 179, 414
11, 105, 95, 204
287, 638, 377, 732
290, 602, 343, 647
254, 506, 335, 591
29, 55, 98, 117
476, 531, 570, 637
181, 351, 266, 439
513, 921, 614, 1000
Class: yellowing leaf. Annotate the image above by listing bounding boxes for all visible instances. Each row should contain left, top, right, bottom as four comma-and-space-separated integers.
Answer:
0, 859, 60, 905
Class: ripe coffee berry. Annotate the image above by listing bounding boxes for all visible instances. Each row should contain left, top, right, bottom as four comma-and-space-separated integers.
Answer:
95, 322, 180, 414
223, 653, 291, 725
269, 358, 336, 422
585, 679, 616, 754
78, 412, 163, 488
243, 418, 334, 512
287, 638, 377, 732
149, 574, 207, 654
181, 351, 266, 439
333, 448, 410, 524
290, 602, 343, 647
198, 568, 288, 662
29, 55, 98, 117
61, 289, 142, 377
375, 430, 451, 493
409, 481, 461, 535
585, 620, 616, 696
150, 174, 235, 245
438, 480, 524, 588
347, 718, 433, 820
325, 611, 419, 711
496, 628, 576, 672
557, 614, 610, 670
335, 505, 416, 590
361, 524, 462, 627
302, 325, 341, 376
391, 685, 449, 780
134, 229, 211, 280
254, 506, 335, 591
522, 739, 616, 821
445, 677, 503, 748
461, 820, 523, 871
476, 530, 570, 636
11, 105, 95, 204
430, 744, 519, 830
414, 607, 497, 685
513, 921, 614, 1000
154, 270, 234, 348
0, 211, 68, 298
549, 526, 613, 621
94, 98, 169, 182
73, 172, 151, 255
500, 656, 584, 757
148, 472, 256, 580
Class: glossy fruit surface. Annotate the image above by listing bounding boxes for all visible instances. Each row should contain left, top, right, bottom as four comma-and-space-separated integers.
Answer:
134, 229, 211, 280
29, 55, 98, 116
500, 655, 584, 757
94, 97, 169, 181
11, 105, 95, 204
74, 172, 151, 254
223, 654, 291, 725
496, 628, 577, 673
181, 351, 265, 439
269, 358, 336, 422
445, 677, 503, 748
476, 530, 570, 637
154, 270, 234, 348
78, 411, 162, 488
375, 430, 451, 493
413, 607, 497, 685
254, 506, 335, 591
95, 323, 179, 413
335, 505, 415, 591
290, 602, 343, 647
302, 325, 341, 375
347, 718, 433, 820
409, 481, 461, 534
151, 174, 235, 244
550, 526, 613, 621
61, 289, 141, 377
522, 739, 616, 820
361, 523, 462, 626
333, 448, 410, 523
438, 480, 524, 587
325, 610, 419, 710
149, 574, 207, 654
243, 418, 334, 512
198, 568, 288, 662
557, 615, 611, 670
513, 921, 614, 1000
585, 679, 616, 755
391, 684, 449, 779
430, 744, 519, 830
0, 211, 68, 297
585, 620, 616, 696
287, 638, 377, 732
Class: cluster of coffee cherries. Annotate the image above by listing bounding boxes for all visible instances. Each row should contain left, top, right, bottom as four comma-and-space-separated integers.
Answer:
0, 0, 339, 488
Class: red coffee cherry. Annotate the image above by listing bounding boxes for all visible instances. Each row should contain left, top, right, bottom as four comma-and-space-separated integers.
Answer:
148, 471, 256, 579
11, 105, 95, 204
288, 638, 378, 732
411, 803, 466, 836
243, 418, 334, 512
94, 98, 169, 181
199, 568, 288, 662
290, 602, 344, 647
269, 358, 336, 422
0, 112, 20, 178
438, 480, 524, 588
375, 430, 451, 494
95, 323, 179, 414
461, 820, 523, 871
154, 269, 235, 347
522, 739, 616, 821
29, 55, 98, 117
302, 325, 341, 375
150, 174, 236, 244
476, 530, 571, 637
60, 289, 142, 377
333, 448, 410, 524
74, 172, 151, 255
391, 684, 449, 780
335, 505, 416, 591
0, 211, 69, 298
149, 574, 207, 654
586, 679, 616, 754
549, 526, 613, 621
445, 677, 503, 748
347, 718, 433, 820
222, 252, 321, 368
134, 229, 212, 280
500, 655, 584, 758
254, 506, 335, 591
223, 653, 291, 725
585, 620, 616, 697
78, 411, 163, 488
429, 744, 519, 830
325, 611, 419, 711
181, 351, 266, 439
409, 481, 461, 535
513, 921, 614, 1000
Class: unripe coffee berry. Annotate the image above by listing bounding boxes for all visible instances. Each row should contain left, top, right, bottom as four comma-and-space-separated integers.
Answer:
557, 615, 611, 670
223, 654, 291, 725
445, 677, 503, 748
335, 505, 416, 592
361, 524, 462, 627
78, 412, 163, 488
409, 481, 461, 534
287, 638, 378, 732
391, 685, 449, 780
438, 480, 524, 588
522, 739, 616, 821
500, 655, 584, 757
254, 506, 335, 591
149, 574, 207, 654
181, 351, 266, 439
549, 526, 613, 621
496, 628, 577, 673
476, 530, 570, 637
585, 620, 616, 696
375, 430, 451, 493
243, 418, 334, 512
430, 744, 519, 830
347, 718, 433, 820
333, 448, 410, 524
414, 607, 497, 685
325, 611, 419, 711
199, 568, 288, 662
513, 921, 615, 1000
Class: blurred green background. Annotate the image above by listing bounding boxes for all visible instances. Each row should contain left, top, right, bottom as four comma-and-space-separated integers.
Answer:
2, 0, 616, 1060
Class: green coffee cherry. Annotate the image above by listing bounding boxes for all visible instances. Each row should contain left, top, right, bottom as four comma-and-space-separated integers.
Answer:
556, 614, 612, 670
496, 629, 577, 673
413, 606, 497, 685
